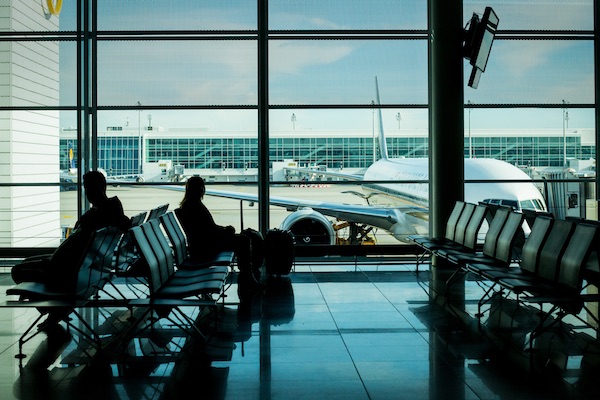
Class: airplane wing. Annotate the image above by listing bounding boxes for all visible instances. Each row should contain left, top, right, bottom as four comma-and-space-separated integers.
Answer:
157, 185, 428, 242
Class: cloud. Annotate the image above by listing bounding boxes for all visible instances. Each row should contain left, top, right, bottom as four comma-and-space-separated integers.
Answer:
270, 41, 354, 74
497, 41, 569, 78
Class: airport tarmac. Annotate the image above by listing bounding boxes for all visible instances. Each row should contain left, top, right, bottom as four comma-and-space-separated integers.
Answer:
60, 183, 401, 244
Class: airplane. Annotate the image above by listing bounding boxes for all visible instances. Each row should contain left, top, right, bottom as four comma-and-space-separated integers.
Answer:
155, 77, 548, 245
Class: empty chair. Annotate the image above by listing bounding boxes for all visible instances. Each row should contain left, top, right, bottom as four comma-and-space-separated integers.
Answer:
478, 215, 554, 282
409, 201, 468, 271
522, 208, 553, 232
412, 202, 478, 267
409, 201, 466, 247
127, 220, 229, 343
146, 203, 169, 222
146, 218, 228, 285
444, 208, 512, 291
130, 211, 148, 227
434, 204, 490, 262
514, 222, 597, 350
461, 209, 526, 274
493, 219, 576, 295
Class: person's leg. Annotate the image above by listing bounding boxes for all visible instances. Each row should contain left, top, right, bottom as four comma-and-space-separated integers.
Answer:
11, 259, 73, 330
11, 258, 52, 284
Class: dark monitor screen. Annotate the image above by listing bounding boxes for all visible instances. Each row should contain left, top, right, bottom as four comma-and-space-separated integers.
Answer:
466, 6, 499, 89
468, 67, 482, 89
472, 7, 499, 72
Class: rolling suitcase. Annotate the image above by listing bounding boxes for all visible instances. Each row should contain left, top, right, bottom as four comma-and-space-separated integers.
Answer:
240, 228, 265, 279
264, 228, 295, 276
263, 276, 295, 325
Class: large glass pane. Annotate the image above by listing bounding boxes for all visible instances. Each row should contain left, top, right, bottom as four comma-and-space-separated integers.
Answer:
93, 109, 258, 177
466, 40, 594, 104
58, 41, 79, 107
463, 108, 595, 130
269, 40, 427, 105
97, 40, 257, 106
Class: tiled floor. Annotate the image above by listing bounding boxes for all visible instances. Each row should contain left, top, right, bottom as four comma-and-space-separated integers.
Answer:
0, 261, 599, 400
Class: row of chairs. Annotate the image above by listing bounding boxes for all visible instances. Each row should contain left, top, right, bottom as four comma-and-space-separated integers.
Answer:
470, 216, 599, 341
109, 205, 234, 348
441, 205, 526, 291
409, 200, 600, 350
5, 226, 125, 357
129, 213, 233, 302
3, 203, 234, 359
410, 201, 497, 272
125, 215, 232, 343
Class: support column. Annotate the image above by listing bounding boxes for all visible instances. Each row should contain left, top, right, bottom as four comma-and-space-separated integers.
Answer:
258, 3, 273, 393
258, 0, 270, 237
428, 0, 465, 307
428, 0, 465, 241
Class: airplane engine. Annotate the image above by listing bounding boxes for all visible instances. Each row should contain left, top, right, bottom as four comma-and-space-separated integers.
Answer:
280, 208, 336, 245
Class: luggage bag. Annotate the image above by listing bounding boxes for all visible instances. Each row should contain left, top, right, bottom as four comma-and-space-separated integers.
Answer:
264, 228, 295, 276
240, 228, 265, 276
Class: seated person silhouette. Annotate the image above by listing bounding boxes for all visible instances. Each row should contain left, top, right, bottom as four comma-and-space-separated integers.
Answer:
11, 170, 131, 293
175, 176, 252, 273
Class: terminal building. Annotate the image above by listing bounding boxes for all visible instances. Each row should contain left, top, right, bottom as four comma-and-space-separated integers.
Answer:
60, 126, 596, 181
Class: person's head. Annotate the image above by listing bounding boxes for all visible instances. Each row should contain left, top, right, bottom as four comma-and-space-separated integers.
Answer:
181, 175, 205, 207
83, 170, 108, 205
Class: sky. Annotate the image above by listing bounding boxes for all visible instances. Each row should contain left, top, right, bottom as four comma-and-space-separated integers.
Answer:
55, 0, 596, 133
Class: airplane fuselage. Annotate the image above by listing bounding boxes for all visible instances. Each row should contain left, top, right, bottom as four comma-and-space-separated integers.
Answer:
362, 157, 546, 213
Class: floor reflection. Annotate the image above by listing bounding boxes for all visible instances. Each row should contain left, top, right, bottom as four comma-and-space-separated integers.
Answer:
2, 266, 600, 400
237, 274, 296, 335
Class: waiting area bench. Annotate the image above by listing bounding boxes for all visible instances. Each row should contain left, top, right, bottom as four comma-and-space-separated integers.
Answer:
410, 201, 600, 351
2, 204, 235, 362
3, 226, 125, 358
124, 218, 232, 343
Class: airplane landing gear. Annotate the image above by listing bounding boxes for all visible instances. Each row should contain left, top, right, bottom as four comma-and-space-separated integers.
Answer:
334, 220, 376, 245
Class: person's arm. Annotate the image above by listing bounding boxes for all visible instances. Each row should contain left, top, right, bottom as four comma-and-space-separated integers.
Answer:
110, 197, 132, 231
198, 203, 235, 234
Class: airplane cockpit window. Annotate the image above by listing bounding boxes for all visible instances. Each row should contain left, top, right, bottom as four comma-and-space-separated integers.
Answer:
519, 199, 546, 212
500, 200, 519, 209
483, 199, 501, 205
519, 199, 535, 211
483, 198, 546, 212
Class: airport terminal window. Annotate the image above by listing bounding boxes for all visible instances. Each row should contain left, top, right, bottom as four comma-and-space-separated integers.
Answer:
0, 0, 596, 250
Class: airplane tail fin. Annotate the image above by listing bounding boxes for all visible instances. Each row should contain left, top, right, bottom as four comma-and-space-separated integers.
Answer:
375, 76, 389, 160
68, 143, 75, 169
